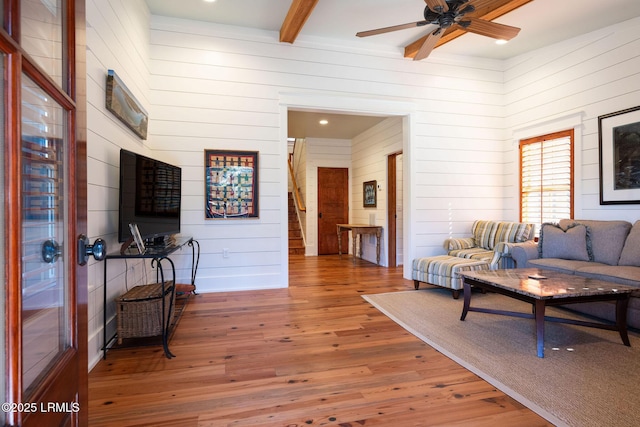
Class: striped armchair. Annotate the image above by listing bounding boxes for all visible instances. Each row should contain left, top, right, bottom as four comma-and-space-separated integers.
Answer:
444, 220, 536, 269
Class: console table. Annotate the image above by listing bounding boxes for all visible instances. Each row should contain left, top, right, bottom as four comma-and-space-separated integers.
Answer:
102, 236, 200, 359
337, 224, 382, 265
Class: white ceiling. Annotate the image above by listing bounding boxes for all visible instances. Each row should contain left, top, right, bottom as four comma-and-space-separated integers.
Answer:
145, 0, 640, 138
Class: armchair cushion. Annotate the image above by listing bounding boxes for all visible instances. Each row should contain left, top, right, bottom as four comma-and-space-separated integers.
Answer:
472, 220, 496, 250
443, 237, 475, 251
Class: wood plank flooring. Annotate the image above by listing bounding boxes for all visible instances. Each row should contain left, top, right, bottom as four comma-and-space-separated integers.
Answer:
88, 255, 551, 426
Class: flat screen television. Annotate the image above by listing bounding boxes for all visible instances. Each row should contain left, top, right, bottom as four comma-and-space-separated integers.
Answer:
118, 149, 182, 243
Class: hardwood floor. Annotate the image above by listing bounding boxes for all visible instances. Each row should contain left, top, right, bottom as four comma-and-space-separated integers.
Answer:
88, 255, 551, 426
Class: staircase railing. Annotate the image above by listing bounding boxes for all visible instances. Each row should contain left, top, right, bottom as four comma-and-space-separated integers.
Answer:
288, 158, 306, 213
288, 158, 306, 248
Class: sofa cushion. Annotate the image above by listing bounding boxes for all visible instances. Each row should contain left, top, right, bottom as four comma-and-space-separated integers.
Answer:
619, 220, 640, 267
528, 258, 593, 275
559, 219, 631, 265
574, 265, 640, 289
538, 222, 592, 261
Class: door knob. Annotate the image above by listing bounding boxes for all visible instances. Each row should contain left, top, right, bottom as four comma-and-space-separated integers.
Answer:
78, 234, 107, 266
42, 239, 62, 263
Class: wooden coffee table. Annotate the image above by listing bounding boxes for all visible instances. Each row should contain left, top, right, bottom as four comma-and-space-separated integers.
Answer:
458, 268, 635, 357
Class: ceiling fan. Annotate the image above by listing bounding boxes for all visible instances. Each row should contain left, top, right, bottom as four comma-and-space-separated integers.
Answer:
356, 0, 521, 60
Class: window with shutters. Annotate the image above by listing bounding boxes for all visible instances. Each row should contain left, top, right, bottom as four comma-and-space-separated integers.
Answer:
520, 129, 574, 232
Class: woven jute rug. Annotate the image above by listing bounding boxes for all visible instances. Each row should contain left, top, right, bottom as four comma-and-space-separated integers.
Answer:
363, 288, 640, 427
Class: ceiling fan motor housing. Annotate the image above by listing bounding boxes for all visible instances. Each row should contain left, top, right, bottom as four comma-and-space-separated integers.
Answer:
424, 0, 475, 28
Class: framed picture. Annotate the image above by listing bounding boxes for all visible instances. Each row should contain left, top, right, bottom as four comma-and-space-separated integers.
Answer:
204, 150, 259, 219
363, 180, 377, 208
128, 223, 145, 254
598, 105, 640, 205
105, 70, 148, 140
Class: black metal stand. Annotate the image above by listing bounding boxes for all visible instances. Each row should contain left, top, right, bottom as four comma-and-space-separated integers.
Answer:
102, 236, 200, 359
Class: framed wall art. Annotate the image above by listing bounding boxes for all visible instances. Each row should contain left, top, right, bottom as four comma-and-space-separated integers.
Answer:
105, 70, 148, 139
363, 180, 377, 208
204, 150, 259, 218
598, 105, 640, 205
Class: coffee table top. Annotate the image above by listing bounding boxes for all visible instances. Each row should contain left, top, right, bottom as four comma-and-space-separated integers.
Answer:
459, 268, 636, 300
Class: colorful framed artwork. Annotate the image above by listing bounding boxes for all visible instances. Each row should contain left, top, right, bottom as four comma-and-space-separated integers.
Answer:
105, 70, 148, 139
204, 150, 259, 219
598, 105, 640, 205
363, 180, 377, 208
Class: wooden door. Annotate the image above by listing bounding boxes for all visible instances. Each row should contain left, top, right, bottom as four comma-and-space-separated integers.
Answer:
387, 152, 404, 267
2, 1, 88, 425
387, 154, 397, 267
317, 168, 348, 255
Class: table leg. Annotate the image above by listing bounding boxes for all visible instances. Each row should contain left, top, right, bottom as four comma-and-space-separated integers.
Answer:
535, 299, 546, 358
460, 281, 472, 321
337, 227, 343, 259
616, 296, 631, 347
376, 230, 381, 265
352, 233, 357, 264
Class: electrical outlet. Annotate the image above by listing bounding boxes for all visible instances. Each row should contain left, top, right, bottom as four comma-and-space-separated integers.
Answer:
223, 248, 230, 258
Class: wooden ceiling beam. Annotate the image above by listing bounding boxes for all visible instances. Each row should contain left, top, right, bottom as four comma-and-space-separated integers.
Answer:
279, 0, 319, 43
404, 0, 533, 59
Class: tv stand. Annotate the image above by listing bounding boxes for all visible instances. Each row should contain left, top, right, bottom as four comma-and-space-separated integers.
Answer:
102, 236, 200, 359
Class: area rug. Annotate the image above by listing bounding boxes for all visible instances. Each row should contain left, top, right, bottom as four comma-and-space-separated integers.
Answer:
363, 288, 640, 427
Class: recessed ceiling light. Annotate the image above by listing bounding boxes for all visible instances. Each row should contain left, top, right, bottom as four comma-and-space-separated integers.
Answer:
204, 0, 216, 3
319, 119, 329, 125
495, 39, 508, 45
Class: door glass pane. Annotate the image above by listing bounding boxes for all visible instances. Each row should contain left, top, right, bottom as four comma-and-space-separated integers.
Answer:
20, 0, 65, 88
21, 73, 69, 395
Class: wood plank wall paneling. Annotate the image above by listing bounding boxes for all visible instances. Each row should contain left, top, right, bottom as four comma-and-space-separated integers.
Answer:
85, 1, 640, 369
503, 17, 640, 221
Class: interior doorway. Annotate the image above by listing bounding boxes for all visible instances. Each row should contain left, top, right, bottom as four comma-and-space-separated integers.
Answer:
317, 167, 349, 255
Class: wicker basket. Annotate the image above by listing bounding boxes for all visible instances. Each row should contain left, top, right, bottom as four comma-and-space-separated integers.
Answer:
116, 282, 175, 344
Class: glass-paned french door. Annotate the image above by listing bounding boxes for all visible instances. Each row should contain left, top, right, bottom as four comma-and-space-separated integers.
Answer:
21, 73, 70, 394
3, 0, 87, 425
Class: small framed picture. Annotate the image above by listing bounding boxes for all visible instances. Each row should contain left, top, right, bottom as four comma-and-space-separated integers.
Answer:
363, 180, 377, 208
128, 223, 145, 254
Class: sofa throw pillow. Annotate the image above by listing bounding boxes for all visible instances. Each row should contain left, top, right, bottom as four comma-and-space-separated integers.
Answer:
538, 223, 593, 261
619, 220, 640, 266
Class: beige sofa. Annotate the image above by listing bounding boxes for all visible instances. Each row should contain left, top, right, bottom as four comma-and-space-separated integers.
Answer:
509, 219, 640, 329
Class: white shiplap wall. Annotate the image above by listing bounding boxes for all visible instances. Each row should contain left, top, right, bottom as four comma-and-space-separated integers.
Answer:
503, 17, 640, 223
86, 0, 152, 368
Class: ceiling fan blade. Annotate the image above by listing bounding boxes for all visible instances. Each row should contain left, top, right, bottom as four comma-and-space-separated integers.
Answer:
356, 21, 428, 38
424, 0, 449, 13
414, 29, 444, 61
461, 17, 521, 40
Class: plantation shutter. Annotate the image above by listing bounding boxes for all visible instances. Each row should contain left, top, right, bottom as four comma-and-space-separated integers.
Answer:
520, 130, 574, 229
